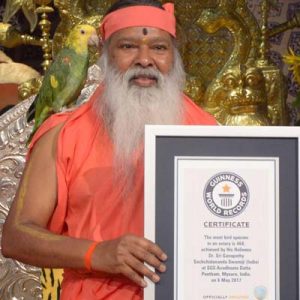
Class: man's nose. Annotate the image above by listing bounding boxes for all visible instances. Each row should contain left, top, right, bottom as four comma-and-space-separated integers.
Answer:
134, 46, 154, 68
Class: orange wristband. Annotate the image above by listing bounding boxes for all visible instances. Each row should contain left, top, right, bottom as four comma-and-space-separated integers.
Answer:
84, 241, 100, 271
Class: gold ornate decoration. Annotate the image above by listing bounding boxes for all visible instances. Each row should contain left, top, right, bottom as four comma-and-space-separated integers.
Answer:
208, 62, 271, 125
268, 10, 300, 38
172, 0, 233, 98
35, 0, 54, 72
18, 77, 43, 100
235, 0, 261, 61
3, 0, 38, 32
196, 0, 255, 123
52, 0, 107, 60
257, 0, 269, 67
0, 23, 42, 48
0, 0, 112, 98
257, 0, 288, 125
180, 0, 288, 126
0, 0, 54, 98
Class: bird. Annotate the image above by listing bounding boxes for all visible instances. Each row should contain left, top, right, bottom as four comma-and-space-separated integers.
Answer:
26, 23, 99, 144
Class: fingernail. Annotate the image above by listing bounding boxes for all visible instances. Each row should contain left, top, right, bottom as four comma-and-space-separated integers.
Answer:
152, 274, 160, 282
159, 264, 166, 272
161, 253, 168, 261
141, 280, 148, 288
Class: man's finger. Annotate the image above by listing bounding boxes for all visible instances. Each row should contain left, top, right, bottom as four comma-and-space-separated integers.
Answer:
132, 247, 166, 272
133, 237, 167, 261
125, 255, 161, 283
121, 264, 148, 288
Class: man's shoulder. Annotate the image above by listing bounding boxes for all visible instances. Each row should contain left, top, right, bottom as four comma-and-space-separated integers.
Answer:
182, 94, 217, 125
28, 85, 103, 151
31, 100, 92, 142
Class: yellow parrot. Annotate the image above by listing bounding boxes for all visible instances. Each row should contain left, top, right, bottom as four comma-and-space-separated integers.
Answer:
26, 24, 99, 144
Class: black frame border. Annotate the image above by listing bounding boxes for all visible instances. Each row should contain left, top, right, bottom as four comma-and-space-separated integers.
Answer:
154, 136, 299, 300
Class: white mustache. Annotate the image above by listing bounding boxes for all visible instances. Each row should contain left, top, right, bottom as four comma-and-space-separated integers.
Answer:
123, 67, 164, 86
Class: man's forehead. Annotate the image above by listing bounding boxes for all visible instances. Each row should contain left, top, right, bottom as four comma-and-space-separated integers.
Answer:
110, 27, 173, 42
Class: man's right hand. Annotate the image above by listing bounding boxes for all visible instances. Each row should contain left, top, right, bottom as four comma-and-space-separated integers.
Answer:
92, 234, 167, 287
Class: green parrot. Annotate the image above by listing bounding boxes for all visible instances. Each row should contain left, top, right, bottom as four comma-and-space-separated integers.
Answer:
26, 24, 99, 144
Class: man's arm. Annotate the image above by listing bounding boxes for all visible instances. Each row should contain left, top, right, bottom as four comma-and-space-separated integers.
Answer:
1, 124, 166, 287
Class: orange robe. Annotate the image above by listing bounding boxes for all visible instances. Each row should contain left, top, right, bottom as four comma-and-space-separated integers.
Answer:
29, 85, 216, 299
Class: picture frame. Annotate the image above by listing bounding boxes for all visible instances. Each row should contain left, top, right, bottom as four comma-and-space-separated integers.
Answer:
144, 125, 299, 300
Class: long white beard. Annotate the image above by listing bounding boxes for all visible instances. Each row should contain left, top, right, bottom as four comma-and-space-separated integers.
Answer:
95, 48, 185, 174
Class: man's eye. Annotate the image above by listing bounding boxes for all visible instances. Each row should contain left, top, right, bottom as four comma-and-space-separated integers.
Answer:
120, 44, 135, 49
153, 45, 167, 50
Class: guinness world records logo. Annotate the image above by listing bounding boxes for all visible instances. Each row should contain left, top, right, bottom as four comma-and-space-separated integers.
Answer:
203, 172, 249, 218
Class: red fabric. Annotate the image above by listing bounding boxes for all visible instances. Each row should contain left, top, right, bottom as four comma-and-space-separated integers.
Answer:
28, 85, 216, 299
100, 3, 176, 41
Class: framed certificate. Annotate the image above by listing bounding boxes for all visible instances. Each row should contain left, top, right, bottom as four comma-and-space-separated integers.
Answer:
144, 125, 299, 300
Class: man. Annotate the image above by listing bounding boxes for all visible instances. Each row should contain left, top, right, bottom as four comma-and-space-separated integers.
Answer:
2, 0, 216, 299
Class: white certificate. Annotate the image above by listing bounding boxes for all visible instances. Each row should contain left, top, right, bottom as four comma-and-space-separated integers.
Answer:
144, 125, 300, 300
174, 157, 279, 300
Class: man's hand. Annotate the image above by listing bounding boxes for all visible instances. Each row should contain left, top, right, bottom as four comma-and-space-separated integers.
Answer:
92, 234, 167, 287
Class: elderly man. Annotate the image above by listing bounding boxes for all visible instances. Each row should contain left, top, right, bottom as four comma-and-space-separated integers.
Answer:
2, 0, 216, 299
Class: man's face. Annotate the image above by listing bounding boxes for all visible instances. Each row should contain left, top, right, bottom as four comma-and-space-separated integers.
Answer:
107, 27, 174, 87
